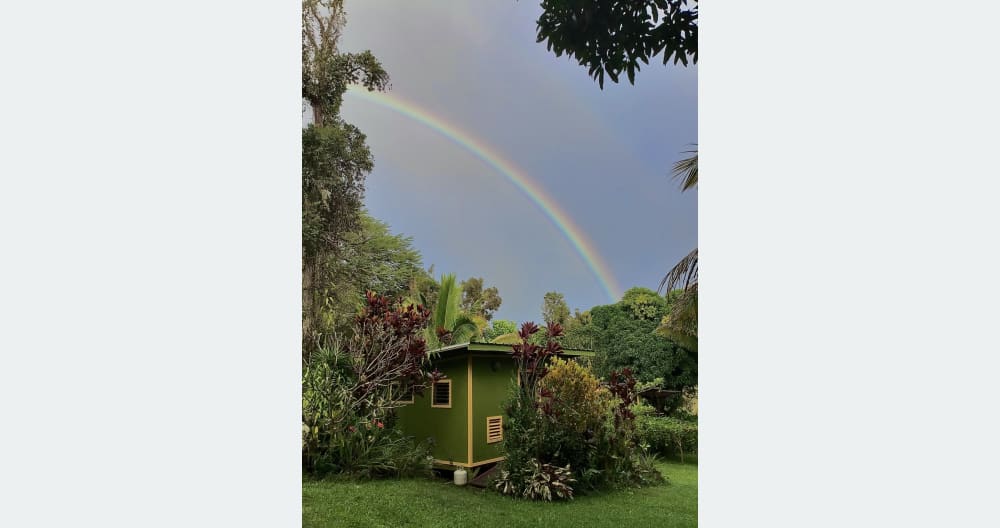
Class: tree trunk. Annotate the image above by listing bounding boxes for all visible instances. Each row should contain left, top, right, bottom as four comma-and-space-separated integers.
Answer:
302, 256, 317, 363
312, 104, 323, 127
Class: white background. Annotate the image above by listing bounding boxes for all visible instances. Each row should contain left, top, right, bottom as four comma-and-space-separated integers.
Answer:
2, 0, 1000, 526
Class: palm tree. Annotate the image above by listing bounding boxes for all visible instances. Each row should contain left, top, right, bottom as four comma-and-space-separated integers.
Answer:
427, 273, 480, 348
671, 148, 698, 191
658, 148, 698, 351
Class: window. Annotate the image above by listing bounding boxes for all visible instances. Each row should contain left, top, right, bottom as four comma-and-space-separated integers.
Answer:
390, 382, 414, 404
431, 379, 451, 408
486, 416, 503, 443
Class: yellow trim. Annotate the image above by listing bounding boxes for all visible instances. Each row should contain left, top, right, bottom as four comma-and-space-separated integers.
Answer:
431, 379, 452, 408
467, 356, 473, 466
470, 456, 505, 467
389, 382, 414, 404
486, 415, 503, 443
433, 456, 506, 469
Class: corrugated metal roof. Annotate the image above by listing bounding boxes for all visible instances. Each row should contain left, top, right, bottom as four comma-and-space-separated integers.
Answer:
427, 341, 594, 360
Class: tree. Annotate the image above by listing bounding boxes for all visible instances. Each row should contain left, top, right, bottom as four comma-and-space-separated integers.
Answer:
301, 0, 390, 353
459, 277, 503, 321
657, 151, 698, 351
427, 274, 480, 348
588, 287, 697, 389
541, 291, 570, 327
535, 0, 698, 88
302, 0, 389, 125
658, 286, 697, 352
406, 265, 439, 309
484, 319, 518, 343
302, 116, 375, 349
321, 212, 426, 332
561, 309, 596, 350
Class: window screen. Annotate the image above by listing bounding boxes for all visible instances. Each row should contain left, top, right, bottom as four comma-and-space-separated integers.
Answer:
432, 380, 451, 408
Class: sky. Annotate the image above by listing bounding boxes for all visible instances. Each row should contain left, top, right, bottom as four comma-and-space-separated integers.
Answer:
336, 1, 697, 324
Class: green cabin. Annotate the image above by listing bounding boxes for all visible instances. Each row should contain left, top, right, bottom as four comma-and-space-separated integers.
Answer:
396, 342, 594, 470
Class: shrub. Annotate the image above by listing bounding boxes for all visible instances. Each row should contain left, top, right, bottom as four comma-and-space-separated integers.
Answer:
537, 357, 618, 489
524, 460, 576, 501
495, 459, 576, 501
307, 419, 434, 478
635, 404, 698, 461
302, 291, 442, 478
539, 357, 614, 432
496, 323, 665, 497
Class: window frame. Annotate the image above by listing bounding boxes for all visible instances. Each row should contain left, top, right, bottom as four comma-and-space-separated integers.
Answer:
390, 382, 414, 404
431, 379, 452, 408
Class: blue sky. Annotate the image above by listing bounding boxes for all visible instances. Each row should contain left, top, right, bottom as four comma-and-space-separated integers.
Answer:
337, 1, 697, 324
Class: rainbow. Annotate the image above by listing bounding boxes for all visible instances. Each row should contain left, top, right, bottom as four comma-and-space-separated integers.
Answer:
345, 87, 622, 302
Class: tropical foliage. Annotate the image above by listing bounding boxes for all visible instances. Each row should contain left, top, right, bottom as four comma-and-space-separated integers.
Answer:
658, 149, 698, 352
535, 0, 698, 88
496, 323, 664, 500
459, 277, 502, 322
426, 273, 481, 348
301, 0, 392, 355
302, 292, 442, 477
670, 148, 698, 191
542, 291, 571, 327
483, 319, 517, 343
560, 308, 596, 350
317, 212, 427, 333
298, 6, 697, 508
583, 287, 697, 390
635, 403, 698, 462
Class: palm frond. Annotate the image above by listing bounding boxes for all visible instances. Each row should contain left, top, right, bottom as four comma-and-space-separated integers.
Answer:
671, 148, 698, 192
490, 332, 523, 345
450, 315, 480, 344
658, 248, 698, 294
433, 273, 460, 331
657, 288, 698, 352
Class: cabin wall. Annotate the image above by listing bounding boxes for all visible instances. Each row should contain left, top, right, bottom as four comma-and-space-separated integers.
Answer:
471, 355, 517, 464
395, 357, 468, 465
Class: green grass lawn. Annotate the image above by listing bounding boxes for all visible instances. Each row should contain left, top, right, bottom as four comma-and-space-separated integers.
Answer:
303, 459, 697, 528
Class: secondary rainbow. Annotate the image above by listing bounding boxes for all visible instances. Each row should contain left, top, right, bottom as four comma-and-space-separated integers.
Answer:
345, 87, 622, 302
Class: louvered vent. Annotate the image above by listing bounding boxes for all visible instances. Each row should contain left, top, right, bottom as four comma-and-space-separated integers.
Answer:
432, 380, 451, 407
486, 416, 503, 443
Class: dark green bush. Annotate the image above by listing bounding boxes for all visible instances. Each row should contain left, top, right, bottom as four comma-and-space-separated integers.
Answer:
302, 292, 438, 479
305, 419, 434, 479
635, 409, 698, 460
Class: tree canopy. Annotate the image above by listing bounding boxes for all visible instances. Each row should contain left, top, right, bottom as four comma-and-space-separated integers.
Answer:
460, 277, 503, 321
586, 287, 697, 389
542, 291, 571, 327
484, 319, 518, 343
320, 212, 426, 332
535, 0, 698, 88
301, 0, 391, 352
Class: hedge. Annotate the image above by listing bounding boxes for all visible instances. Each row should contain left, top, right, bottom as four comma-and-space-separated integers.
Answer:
636, 414, 698, 461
